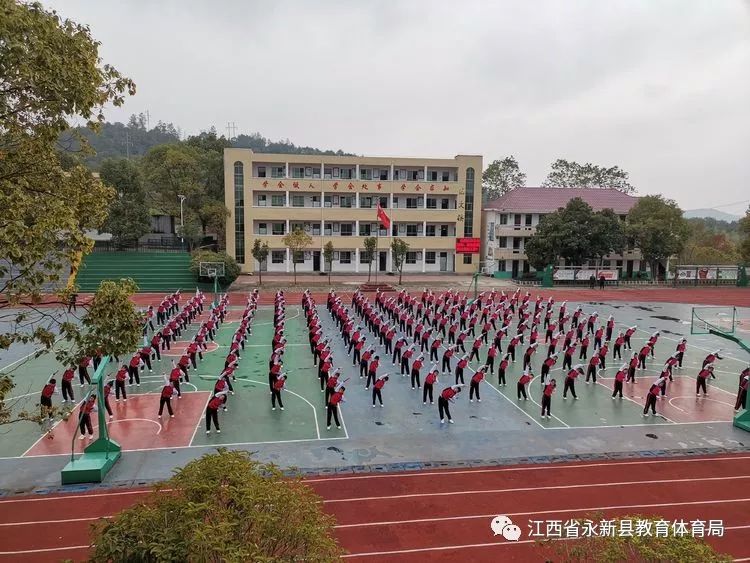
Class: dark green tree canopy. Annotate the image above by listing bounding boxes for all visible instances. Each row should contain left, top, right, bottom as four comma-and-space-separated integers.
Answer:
627, 195, 689, 273
100, 158, 151, 244
542, 159, 635, 194
482, 156, 526, 201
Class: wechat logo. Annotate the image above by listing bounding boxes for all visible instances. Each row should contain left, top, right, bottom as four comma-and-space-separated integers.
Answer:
490, 515, 522, 541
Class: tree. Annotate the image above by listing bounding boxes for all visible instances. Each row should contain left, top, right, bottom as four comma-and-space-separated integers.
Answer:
189, 250, 241, 286
363, 237, 377, 282
542, 159, 636, 194
282, 228, 313, 285
391, 238, 410, 285
251, 239, 269, 285
627, 195, 690, 280
90, 449, 344, 562
0, 0, 134, 413
680, 219, 740, 265
589, 208, 627, 267
99, 158, 152, 245
323, 241, 335, 284
2, 279, 142, 426
482, 156, 526, 201
739, 207, 750, 265
525, 198, 596, 268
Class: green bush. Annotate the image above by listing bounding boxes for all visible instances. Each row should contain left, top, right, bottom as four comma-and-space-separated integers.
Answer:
190, 250, 241, 285
90, 450, 344, 562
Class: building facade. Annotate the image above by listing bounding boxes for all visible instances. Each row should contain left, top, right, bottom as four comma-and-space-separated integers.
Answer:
482, 187, 645, 279
225, 150, 483, 275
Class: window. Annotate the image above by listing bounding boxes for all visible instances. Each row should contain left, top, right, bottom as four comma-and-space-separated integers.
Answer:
311, 195, 321, 208
426, 224, 436, 237
340, 223, 353, 236
272, 223, 285, 235
406, 224, 419, 237
339, 251, 352, 264
429, 171, 438, 181
271, 166, 285, 178
463, 253, 472, 265
340, 168, 353, 179
324, 195, 333, 208
312, 167, 321, 179
463, 167, 475, 237
497, 260, 507, 272
409, 170, 419, 181
360, 168, 372, 180
406, 251, 418, 264
304, 167, 313, 178
339, 196, 353, 208
398, 169, 406, 180
257, 222, 267, 235
489, 221, 495, 241
324, 223, 332, 236
440, 224, 449, 237
498, 236, 507, 248
499, 214, 508, 225
271, 194, 285, 207
514, 214, 522, 226
324, 168, 332, 180
425, 251, 436, 264
293, 252, 305, 264
359, 223, 374, 236
512, 237, 521, 250
360, 196, 373, 208
233, 162, 245, 264
525, 214, 532, 227
257, 166, 266, 178
292, 195, 305, 207
427, 198, 437, 209
442, 171, 450, 182
379, 169, 389, 180
291, 167, 303, 178
312, 223, 321, 236
406, 197, 419, 209
271, 251, 285, 264
441, 198, 450, 209
379, 196, 389, 208
257, 194, 267, 206
603, 260, 611, 267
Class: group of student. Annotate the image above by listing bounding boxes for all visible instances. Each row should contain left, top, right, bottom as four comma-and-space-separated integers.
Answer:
316, 287, 749, 422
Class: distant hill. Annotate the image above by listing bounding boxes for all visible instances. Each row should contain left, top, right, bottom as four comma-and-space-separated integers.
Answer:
683, 208, 741, 222
61, 114, 356, 169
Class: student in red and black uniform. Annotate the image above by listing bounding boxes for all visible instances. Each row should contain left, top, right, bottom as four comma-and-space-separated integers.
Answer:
411, 355, 424, 389
441, 345, 455, 373
178, 354, 191, 381
139, 343, 154, 373
158, 382, 176, 418
517, 370, 533, 400
272, 374, 286, 410
151, 332, 162, 361
643, 376, 667, 416
423, 367, 438, 404
78, 356, 92, 386
128, 354, 142, 386
206, 392, 227, 434
469, 367, 486, 403
638, 344, 651, 370
438, 384, 461, 424
562, 343, 576, 371
326, 386, 345, 430
703, 349, 723, 369
522, 343, 538, 371
540, 353, 557, 387
325, 369, 340, 405
61, 367, 75, 403
541, 379, 556, 419
365, 355, 380, 390
736, 368, 749, 411
578, 335, 590, 360
103, 381, 114, 419
401, 344, 415, 376
612, 364, 627, 399
359, 348, 373, 379
269, 360, 282, 393
497, 353, 510, 386
169, 363, 183, 397
624, 325, 637, 350
613, 332, 624, 360
696, 364, 715, 396
454, 354, 468, 385
79, 394, 96, 439
627, 352, 639, 382
563, 365, 583, 399
372, 375, 389, 407
40, 378, 56, 420
585, 354, 601, 383
675, 338, 687, 368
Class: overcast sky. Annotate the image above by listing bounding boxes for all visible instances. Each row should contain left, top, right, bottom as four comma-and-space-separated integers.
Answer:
47, 0, 750, 214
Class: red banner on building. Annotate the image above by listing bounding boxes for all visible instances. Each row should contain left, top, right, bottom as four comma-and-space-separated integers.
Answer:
455, 237, 480, 253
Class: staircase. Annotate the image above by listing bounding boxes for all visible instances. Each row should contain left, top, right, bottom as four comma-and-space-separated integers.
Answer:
75, 251, 202, 293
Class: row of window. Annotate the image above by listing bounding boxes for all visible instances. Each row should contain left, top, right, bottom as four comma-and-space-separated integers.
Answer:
265, 250, 457, 265
255, 166, 458, 182
254, 222, 456, 237
254, 194, 456, 209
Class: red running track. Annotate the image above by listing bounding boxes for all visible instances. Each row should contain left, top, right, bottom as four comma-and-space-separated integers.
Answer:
1, 454, 750, 561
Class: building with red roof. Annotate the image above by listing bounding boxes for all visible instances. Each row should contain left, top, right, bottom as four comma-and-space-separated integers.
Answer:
482, 187, 646, 279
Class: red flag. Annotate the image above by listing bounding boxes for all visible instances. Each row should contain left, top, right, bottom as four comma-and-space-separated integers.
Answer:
376, 203, 391, 230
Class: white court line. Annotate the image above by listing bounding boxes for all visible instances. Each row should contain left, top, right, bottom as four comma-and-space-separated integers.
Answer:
19, 415, 68, 458
92, 418, 163, 435
323, 474, 750, 504
236, 377, 321, 440
670, 395, 736, 409
189, 392, 212, 445
305, 454, 750, 483
335, 496, 750, 529
0, 544, 90, 555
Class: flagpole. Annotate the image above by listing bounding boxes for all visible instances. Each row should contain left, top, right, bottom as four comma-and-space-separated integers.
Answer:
375, 208, 379, 285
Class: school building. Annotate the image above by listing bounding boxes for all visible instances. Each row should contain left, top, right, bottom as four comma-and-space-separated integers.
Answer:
482, 187, 646, 279
224, 149, 483, 275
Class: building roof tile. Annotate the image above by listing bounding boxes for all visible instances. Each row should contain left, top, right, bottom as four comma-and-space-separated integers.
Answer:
483, 187, 638, 214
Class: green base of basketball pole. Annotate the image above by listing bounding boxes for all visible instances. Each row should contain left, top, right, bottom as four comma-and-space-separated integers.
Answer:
61, 355, 122, 485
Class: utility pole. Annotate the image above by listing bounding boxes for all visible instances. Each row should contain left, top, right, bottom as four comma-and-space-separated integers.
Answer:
226, 122, 237, 141
145, 110, 151, 130
123, 131, 132, 159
